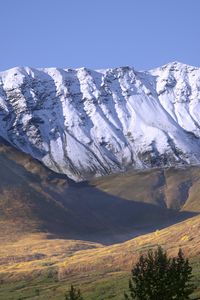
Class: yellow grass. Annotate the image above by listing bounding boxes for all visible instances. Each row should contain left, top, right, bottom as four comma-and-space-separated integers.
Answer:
1, 214, 200, 282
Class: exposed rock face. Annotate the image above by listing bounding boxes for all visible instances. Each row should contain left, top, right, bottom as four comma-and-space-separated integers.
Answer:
0, 62, 200, 181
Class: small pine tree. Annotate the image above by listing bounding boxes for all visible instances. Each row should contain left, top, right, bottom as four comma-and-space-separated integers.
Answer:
124, 246, 195, 300
65, 285, 84, 300
170, 249, 195, 300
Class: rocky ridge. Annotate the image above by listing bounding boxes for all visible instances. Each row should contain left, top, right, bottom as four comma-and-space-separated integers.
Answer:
0, 62, 200, 181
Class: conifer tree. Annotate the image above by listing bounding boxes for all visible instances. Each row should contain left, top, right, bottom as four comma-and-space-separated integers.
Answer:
124, 246, 195, 300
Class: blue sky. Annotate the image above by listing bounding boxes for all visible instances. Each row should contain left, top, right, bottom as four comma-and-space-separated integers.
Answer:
0, 0, 200, 71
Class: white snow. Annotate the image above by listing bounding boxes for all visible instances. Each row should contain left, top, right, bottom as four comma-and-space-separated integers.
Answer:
0, 61, 200, 181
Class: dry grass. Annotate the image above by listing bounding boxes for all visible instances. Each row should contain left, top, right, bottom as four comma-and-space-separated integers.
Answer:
92, 165, 200, 212
1, 214, 200, 283
1, 139, 200, 298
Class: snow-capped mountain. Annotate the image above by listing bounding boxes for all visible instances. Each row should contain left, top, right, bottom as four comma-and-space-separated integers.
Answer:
0, 61, 200, 181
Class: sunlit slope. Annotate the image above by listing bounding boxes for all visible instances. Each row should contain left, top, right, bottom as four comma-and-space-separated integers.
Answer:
56, 213, 200, 277
91, 166, 200, 211
0, 216, 200, 292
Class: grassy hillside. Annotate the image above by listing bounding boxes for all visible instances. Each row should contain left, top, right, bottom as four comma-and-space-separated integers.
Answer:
2, 138, 198, 244
92, 165, 200, 212
1, 214, 200, 299
1, 139, 200, 299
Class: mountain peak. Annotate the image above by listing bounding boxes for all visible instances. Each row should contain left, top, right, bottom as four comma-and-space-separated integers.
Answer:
0, 63, 200, 181
153, 61, 199, 72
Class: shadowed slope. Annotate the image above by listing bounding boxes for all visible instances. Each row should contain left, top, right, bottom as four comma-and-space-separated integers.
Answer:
0, 139, 180, 244
0, 138, 199, 245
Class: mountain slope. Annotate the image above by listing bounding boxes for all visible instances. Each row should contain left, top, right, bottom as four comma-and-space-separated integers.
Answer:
0, 138, 179, 244
92, 166, 200, 212
1, 62, 200, 181
1, 139, 200, 298
1, 138, 200, 245
1, 211, 200, 299
0, 138, 80, 242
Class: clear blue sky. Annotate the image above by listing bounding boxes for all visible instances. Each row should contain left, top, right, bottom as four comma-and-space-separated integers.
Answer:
0, 0, 200, 71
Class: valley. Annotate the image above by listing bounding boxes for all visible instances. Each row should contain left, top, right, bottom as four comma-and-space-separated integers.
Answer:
1, 139, 200, 299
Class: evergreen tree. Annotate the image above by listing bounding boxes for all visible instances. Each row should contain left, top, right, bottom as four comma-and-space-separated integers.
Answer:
170, 249, 194, 300
124, 246, 195, 300
65, 285, 84, 300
